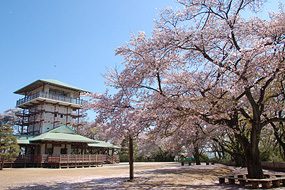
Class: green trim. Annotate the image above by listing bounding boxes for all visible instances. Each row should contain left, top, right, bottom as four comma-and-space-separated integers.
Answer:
41, 79, 90, 93
16, 135, 36, 145
88, 140, 120, 149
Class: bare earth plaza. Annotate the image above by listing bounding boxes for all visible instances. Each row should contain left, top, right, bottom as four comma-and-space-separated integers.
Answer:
2, 162, 285, 189
0, 163, 262, 189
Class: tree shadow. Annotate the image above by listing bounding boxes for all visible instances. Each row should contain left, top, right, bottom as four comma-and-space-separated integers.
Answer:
7, 179, 247, 190
136, 164, 233, 177
8, 165, 243, 190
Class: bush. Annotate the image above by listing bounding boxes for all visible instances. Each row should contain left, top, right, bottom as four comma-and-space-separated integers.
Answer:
199, 153, 209, 162
118, 153, 129, 162
151, 151, 175, 162
260, 150, 271, 161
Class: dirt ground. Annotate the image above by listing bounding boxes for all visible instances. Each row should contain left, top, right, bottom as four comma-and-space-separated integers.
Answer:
0, 162, 284, 190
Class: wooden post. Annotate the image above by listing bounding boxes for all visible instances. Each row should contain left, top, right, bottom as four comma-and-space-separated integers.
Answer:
75, 155, 77, 168
66, 107, 68, 125
39, 103, 43, 134
21, 109, 25, 134
45, 143, 48, 154
33, 109, 36, 135
59, 155, 61, 169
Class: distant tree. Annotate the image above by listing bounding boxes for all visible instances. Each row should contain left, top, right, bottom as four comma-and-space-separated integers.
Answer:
76, 120, 107, 141
212, 129, 246, 167
147, 119, 217, 165
0, 112, 20, 170
0, 109, 22, 134
118, 137, 140, 162
266, 110, 285, 161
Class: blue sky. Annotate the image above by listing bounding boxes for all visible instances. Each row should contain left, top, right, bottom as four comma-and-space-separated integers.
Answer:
0, 0, 281, 117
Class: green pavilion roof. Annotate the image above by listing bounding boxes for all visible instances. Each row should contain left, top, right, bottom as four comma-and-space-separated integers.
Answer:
14, 79, 90, 94
16, 125, 119, 149
30, 133, 95, 143
30, 125, 97, 143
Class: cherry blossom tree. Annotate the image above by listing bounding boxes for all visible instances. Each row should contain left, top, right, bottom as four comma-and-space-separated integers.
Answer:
84, 84, 153, 180
113, 0, 284, 179
86, 0, 284, 179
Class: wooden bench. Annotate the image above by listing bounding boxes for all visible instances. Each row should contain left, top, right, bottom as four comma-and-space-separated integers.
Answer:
219, 175, 247, 186
218, 176, 227, 184
219, 174, 285, 188
248, 177, 285, 188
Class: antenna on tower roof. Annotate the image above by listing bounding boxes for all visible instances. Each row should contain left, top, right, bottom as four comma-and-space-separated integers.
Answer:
53, 64, 56, 79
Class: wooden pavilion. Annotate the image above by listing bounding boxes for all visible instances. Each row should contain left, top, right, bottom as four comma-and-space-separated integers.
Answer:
12, 125, 119, 168
6, 79, 120, 168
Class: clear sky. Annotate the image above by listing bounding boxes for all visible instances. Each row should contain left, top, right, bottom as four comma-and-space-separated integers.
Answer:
0, 0, 281, 117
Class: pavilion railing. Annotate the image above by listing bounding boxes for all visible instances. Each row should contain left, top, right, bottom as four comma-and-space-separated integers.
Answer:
8, 154, 119, 168
16, 91, 87, 106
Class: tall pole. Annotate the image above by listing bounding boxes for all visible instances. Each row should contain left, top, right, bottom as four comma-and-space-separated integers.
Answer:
53, 64, 56, 79
129, 135, 134, 181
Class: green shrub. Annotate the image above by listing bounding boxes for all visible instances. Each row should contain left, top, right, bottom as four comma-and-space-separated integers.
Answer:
199, 153, 209, 162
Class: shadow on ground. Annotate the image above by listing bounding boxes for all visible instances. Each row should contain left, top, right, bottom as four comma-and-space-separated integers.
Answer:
8, 177, 242, 190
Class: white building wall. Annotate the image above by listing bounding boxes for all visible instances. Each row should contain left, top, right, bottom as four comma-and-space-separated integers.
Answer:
25, 84, 81, 135
39, 144, 71, 155
42, 123, 53, 133
40, 144, 45, 155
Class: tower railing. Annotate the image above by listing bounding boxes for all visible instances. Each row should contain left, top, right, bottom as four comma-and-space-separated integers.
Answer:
16, 92, 87, 107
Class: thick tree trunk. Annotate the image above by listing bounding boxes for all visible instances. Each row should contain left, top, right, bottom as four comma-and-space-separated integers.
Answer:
245, 145, 263, 179
243, 127, 264, 179
194, 147, 201, 165
243, 87, 264, 179
129, 135, 134, 181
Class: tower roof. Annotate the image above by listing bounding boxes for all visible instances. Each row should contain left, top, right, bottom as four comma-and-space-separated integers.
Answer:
14, 79, 90, 95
